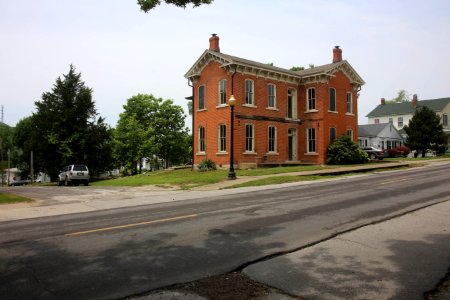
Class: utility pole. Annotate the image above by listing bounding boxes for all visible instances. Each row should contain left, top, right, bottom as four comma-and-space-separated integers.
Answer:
7, 149, 10, 185
0, 137, 3, 187
30, 151, 34, 184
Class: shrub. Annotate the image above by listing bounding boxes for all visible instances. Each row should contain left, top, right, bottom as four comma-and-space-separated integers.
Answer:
388, 148, 398, 158
198, 159, 216, 172
327, 135, 369, 165
395, 146, 411, 157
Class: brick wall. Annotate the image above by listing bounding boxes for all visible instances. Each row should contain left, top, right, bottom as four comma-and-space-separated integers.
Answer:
193, 63, 357, 167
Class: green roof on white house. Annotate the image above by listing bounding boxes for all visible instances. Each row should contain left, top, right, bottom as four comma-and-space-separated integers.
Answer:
366, 97, 450, 118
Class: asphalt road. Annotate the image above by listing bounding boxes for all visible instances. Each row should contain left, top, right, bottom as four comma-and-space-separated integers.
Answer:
1, 164, 449, 299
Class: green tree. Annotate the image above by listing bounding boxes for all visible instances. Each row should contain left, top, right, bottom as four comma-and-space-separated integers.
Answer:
150, 99, 190, 167
138, 0, 213, 12
327, 135, 369, 165
290, 66, 305, 71
403, 106, 448, 157
114, 94, 190, 174
386, 89, 410, 104
0, 122, 15, 180
114, 114, 148, 175
22, 65, 113, 179
12, 117, 36, 177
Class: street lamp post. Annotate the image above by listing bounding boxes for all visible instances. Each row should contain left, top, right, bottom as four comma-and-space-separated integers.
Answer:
228, 94, 236, 180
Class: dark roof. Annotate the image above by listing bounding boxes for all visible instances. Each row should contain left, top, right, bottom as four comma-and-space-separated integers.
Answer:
185, 50, 365, 85
358, 123, 390, 137
212, 51, 305, 77
366, 97, 450, 117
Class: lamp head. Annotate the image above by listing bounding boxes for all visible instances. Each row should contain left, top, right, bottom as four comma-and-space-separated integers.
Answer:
229, 94, 236, 107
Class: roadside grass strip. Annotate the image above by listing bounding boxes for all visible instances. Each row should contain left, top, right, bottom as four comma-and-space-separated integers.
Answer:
90, 165, 339, 188
0, 193, 34, 204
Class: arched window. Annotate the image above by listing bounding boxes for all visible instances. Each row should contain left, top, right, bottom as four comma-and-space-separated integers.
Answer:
245, 80, 254, 105
329, 88, 336, 112
218, 80, 226, 105
198, 85, 205, 110
307, 88, 316, 111
267, 84, 276, 108
198, 126, 205, 152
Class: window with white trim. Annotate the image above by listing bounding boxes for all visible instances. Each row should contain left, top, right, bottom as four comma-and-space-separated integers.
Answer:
245, 124, 254, 152
268, 126, 277, 152
307, 88, 316, 111
347, 129, 353, 140
329, 127, 336, 144
346, 92, 352, 114
398, 117, 404, 128
329, 88, 336, 112
267, 84, 276, 108
443, 114, 448, 126
218, 80, 226, 105
218, 124, 226, 152
198, 85, 205, 110
198, 126, 205, 152
245, 80, 254, 105
287, 88, 297, 119
307, 128, 316, 153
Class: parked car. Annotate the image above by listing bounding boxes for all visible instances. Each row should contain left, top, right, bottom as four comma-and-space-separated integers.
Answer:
58, 164, 90, 186
9, 179, 29, 186
361, 147, 387, 160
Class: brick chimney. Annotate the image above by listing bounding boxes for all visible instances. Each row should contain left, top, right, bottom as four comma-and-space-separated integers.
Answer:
333, 46, 342, 63
209, 34, 220, 52
412, 94, 418, 108
381, 98, 385, 105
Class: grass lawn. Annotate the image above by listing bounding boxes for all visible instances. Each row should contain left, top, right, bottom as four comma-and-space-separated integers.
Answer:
90, 165, 339, 189
0, 193, 34, 204
87, 156, 449, 189
224, 175, 326, 188
225, 173, 363, 189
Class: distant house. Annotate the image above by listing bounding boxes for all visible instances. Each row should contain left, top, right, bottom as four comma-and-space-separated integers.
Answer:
3, 168, 21, 185
358, 123, 404, 150
185, 34, 365, 167
366, 95, 450, 142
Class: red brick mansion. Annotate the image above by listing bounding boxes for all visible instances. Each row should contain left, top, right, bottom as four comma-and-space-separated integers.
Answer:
185, 35, 365, 167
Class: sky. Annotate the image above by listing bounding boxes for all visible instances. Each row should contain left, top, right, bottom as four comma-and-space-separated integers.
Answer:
1, 0, 450, 129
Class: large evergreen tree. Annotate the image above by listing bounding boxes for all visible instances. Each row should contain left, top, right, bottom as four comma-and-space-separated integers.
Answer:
403, 106, 448, 157
22, 65, 113, 179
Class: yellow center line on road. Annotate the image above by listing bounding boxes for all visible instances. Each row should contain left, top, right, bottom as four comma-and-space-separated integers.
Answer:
65, 214, 198, 236
378, 178, 410, 186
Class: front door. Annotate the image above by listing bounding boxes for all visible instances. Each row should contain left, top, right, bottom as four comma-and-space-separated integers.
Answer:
288, 128, 297, 161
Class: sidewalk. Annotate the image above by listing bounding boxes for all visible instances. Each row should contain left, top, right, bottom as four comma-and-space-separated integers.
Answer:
244, 200, 450, 300
191, 161, 414, 191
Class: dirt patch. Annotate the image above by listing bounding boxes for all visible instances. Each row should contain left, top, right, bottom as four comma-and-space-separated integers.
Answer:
134, 272, 302, 300
424, 266, 450, 300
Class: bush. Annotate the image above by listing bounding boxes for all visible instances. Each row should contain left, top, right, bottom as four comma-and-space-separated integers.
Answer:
327, 135, 369, 165
388, 148, 398, 158
388, 146, 411, 158
395, 146, 411, 157
198, 159, 216, 172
